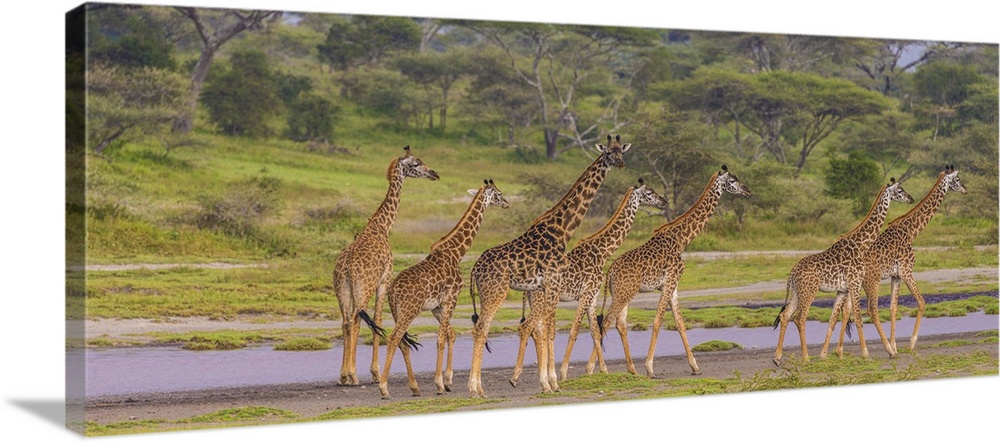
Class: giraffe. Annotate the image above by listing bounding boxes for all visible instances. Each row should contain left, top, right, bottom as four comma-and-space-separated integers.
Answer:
466, 134, 631, 398
377, 180, 510, 399
822, 166, 967, 358
596, 166, 751, 378
523, 178, 669, 381
772, 178, 914, 367
332, 146, 439, 386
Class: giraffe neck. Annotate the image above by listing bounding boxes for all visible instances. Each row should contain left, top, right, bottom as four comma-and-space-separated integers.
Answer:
429, 187, 488, 262
886, 172, 947, 241
366, 158, 404, 235
529, 157, 611, 244
835, 184, 892, 247
577, 188, 640, 258
653, 173, 723, 251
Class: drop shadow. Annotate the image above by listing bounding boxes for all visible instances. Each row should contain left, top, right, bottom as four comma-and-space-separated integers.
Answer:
9, 399, 67, 429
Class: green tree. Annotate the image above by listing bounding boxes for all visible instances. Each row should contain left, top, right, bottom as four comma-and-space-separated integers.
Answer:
825, 150, 882, 216
286, 95, 340, 142
837, 111, 927, 181
391, 50, 470, 132
912, 61, 992, 138
87, 5, 178, 70
200, 51, 282, 137
628, 106, 716, 219
86, 63, 190, 154
469, 21, 658, 158
172, 7, 282, 133
316, 15, 421, 72
462, 47, 537, 145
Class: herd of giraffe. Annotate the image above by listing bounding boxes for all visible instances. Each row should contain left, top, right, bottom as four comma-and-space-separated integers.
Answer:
332, 137, 967, 400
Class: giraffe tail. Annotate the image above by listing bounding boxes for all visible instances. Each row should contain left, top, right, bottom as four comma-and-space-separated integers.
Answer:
520, 294, 527, 324
596, 276, 612, 349
773, 278, 793, 330
469, 272, 492, 354
845, 319, 853, 339
401, 332, 422, 351
358, 310, 387, 339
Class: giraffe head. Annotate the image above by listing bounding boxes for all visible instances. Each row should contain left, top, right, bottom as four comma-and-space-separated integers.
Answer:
717, 165, 752, 197
468, 179, 511, 209
398, 145, 440, 181
634, 178, 670, 210
596, 134, 632, 169
886, 177, 915, 203
943, 165, 968, 194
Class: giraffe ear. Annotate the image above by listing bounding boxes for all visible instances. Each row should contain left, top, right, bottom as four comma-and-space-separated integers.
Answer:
468, 189, 479, 197
595, 143, 607, 152
620, 143, 631, 153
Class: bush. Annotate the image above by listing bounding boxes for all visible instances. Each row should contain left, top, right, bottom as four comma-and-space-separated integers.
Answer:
825, 150, 882, 216
200, 50, 282, 137
286, 94, 340, 142
196, 176, 283, 238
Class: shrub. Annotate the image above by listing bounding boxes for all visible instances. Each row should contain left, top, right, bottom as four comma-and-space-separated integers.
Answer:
196, 176, 283, 238
825, 150, 882, 216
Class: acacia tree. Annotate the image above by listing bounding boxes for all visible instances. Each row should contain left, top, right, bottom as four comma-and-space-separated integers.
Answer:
391, 50, 470, 132
628, 106, 716, 219
171, 8, 281, 133
462, 48, 537, 145
468, 22, 657, 159
316, 15, 421, 72
667, 69, 888, 174
86, 64, 190, 154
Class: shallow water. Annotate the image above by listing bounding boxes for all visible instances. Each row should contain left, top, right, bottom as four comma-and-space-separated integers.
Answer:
81, 312, 998, 398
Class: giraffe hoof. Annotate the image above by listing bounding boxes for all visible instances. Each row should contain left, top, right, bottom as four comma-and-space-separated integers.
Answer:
691, 370, 702, 376
444, 385, 451, 392
508, 379, 517, 388
772, 358, 782, 367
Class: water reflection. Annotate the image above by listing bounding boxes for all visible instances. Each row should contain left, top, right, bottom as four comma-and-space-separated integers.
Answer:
82, 312, 998, 398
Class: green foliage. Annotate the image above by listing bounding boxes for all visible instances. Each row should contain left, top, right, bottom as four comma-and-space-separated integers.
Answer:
200, 50, 283, 137
86, 5, 177, 70
825, 150, 883, 215
86, 64, 190, 153
274, 338, 332, 351
317, 15, 421, 70
286, 94, 340, 142
692, 340, 743, 352
183, 407, 298, 423
195, 175, 283, 238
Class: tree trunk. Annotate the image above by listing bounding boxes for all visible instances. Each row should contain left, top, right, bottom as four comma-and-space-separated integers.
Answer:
173, 48, 216, 133
544, 128, 559, 159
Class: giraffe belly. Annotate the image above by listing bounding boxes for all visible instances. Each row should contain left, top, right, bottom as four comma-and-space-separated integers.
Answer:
510, 274, 544, 292
818, 278, 848, 293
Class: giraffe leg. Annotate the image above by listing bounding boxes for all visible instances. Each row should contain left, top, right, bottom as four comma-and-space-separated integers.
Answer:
338, 312, 355, 385
509, 302, 551, 392
369, 281, 389, 384
348, 316, 362, 385
888, 277, 901, 353
820, 292, 847, 359
587, 295, 608, 375
545, 305, 559, 391
900, 272, 924, 351
670, 288, 700, 375
399, 340, 419, 396
432, 298, 456, 395
835, 300, 850, 358
615, 306, 638, 375
863, 274, 895, 358
468, 282, 505, 399
848, 280, 869, 358
560, 295, 590, 380
644, 285, 674, 378
795, 303, 811, 362
773, 287, 800, 367
377, 308, 416, 399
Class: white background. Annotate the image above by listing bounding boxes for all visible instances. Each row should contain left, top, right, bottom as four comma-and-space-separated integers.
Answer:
1, 1, 997, 441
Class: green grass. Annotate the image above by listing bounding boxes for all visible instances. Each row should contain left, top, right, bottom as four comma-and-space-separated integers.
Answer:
692, 340, 743, 352
182, 407, 298, 423
274, 337, 332, 351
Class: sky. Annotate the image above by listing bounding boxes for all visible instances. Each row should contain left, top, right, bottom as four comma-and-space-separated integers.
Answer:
1, 1, 997, 442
